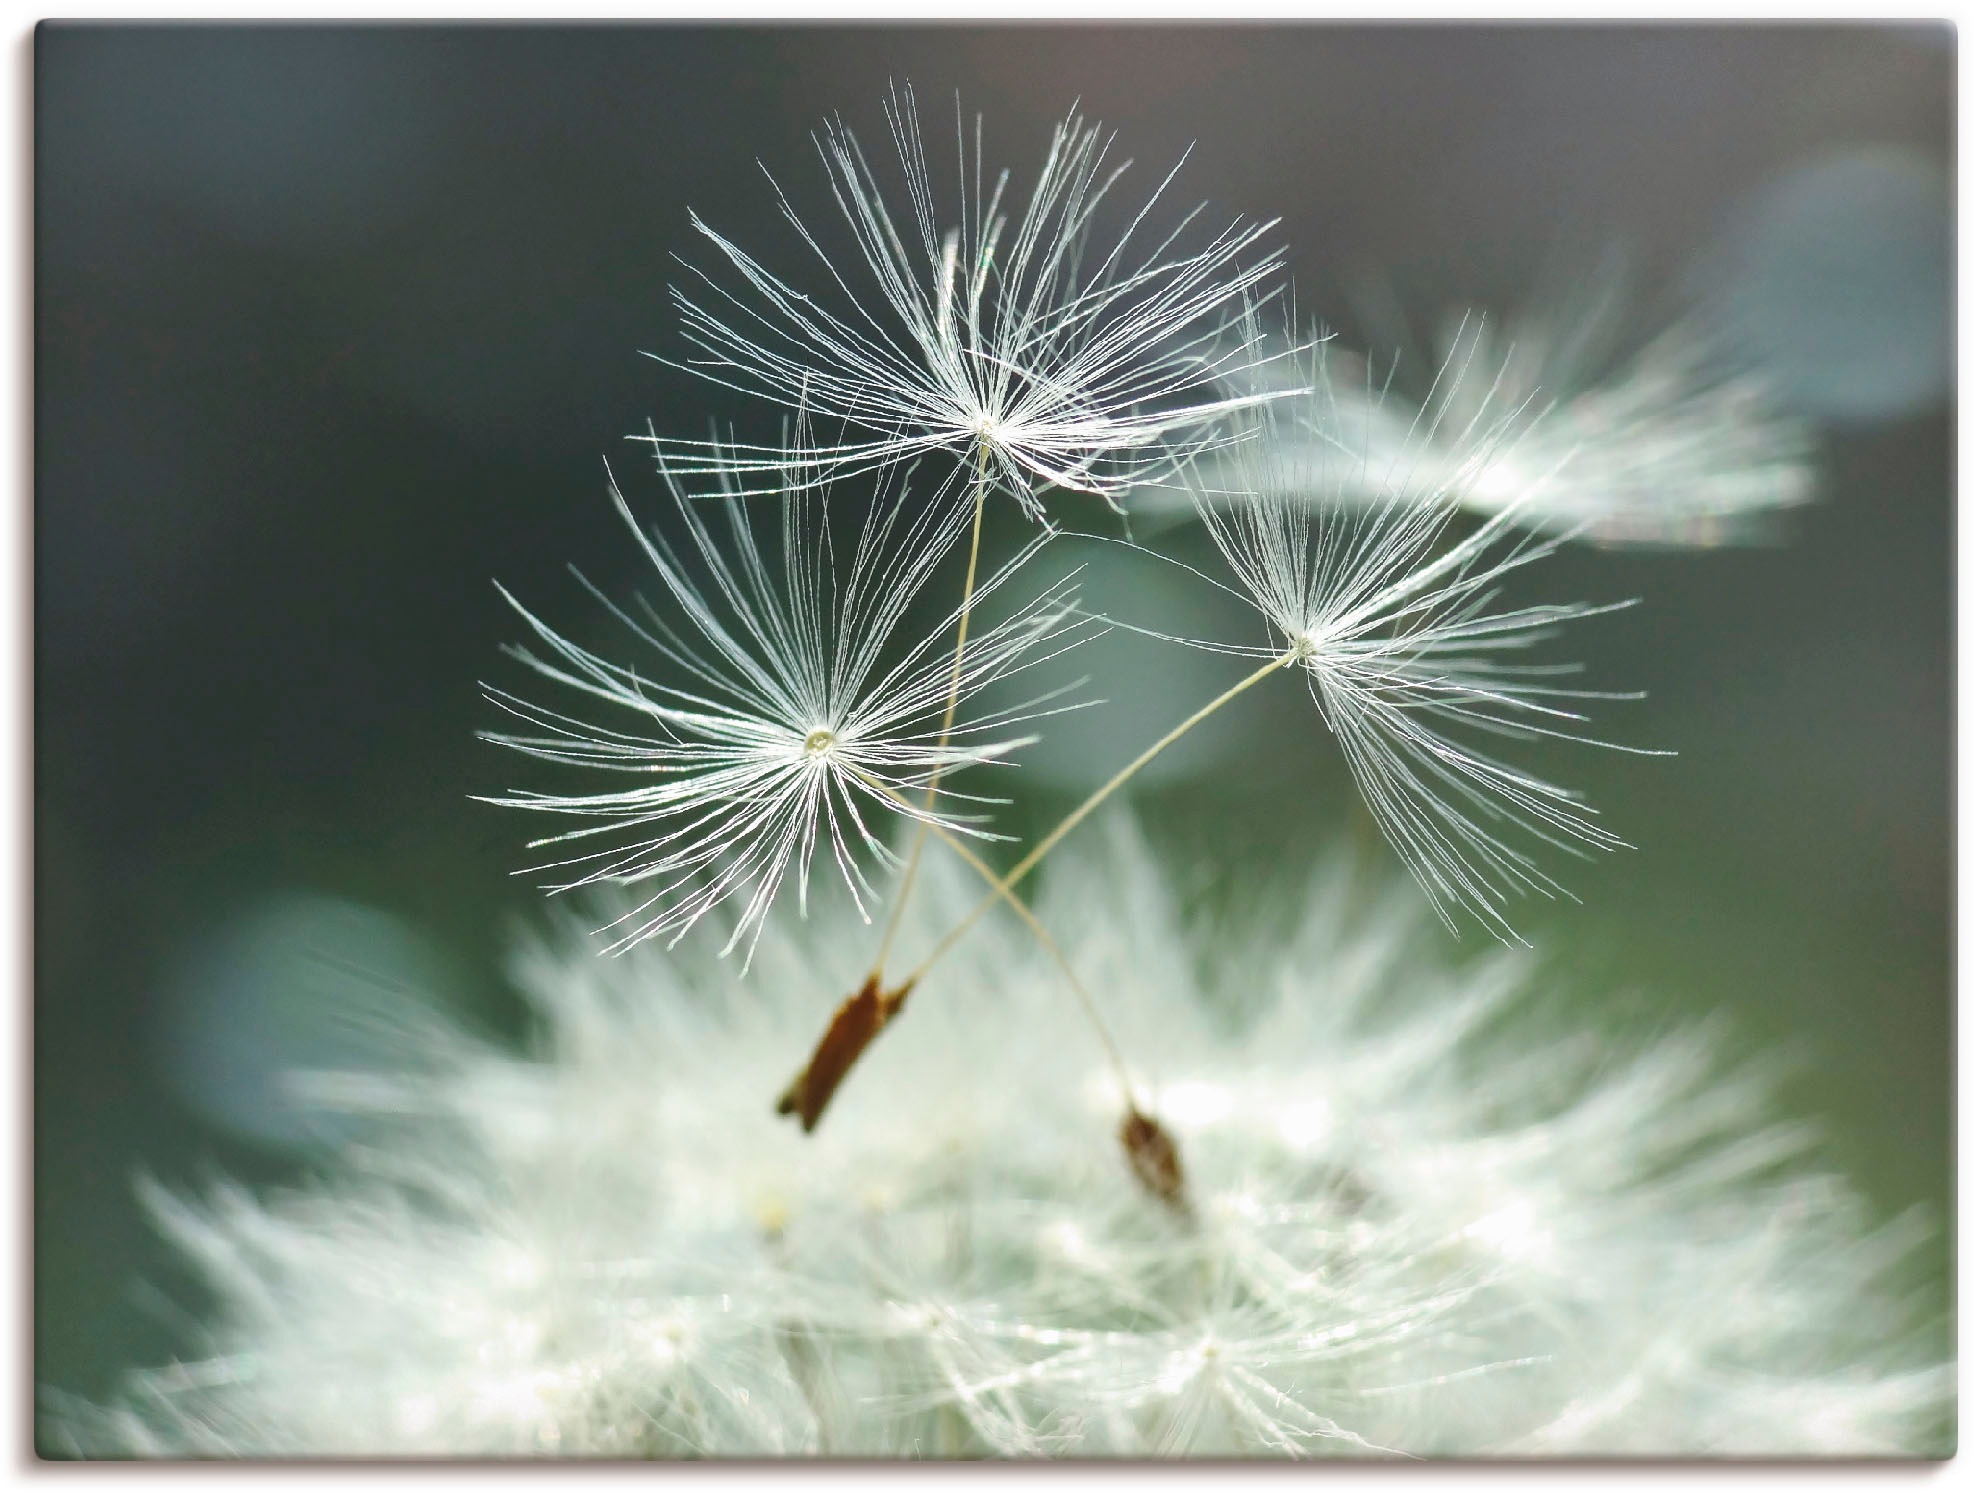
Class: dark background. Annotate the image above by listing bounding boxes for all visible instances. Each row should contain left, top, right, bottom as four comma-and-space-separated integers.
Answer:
35, 23, 1952, 1414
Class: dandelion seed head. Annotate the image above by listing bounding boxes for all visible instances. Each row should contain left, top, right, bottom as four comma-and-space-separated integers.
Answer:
71, 822, 1948, 1458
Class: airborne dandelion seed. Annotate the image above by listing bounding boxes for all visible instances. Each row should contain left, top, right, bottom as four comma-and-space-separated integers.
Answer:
1159, 262, 1817, 548
643, 83, 1302, 518
477, 433, 1098, 967
1155, 321, 1672, 940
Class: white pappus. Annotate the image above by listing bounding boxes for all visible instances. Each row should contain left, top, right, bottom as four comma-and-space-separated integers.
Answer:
643, 84, 1300, 518
1170, 262, 1816, 547
1139, 325, 1667, 942
478, 440, 1097, 965
66, 823, 1949, 1458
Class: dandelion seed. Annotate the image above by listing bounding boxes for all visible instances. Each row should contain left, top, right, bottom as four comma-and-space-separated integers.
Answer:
478, 440, 1096, 965
1160, 325, 1664, 941
1177, 261, 1815, 546
1365, 323, 1810, 546
641, 84, 1297, 518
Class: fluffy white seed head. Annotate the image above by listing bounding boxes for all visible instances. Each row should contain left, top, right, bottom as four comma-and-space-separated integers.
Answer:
66, 822, 1947, 1457
641, 84, 1301, 519
479, 443, 1097, 965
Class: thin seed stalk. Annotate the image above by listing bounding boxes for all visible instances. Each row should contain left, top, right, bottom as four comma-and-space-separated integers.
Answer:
866, 439, 993, 977
867, 775, 1140, 1103
901, 646, 1301, 989
782, 772, 1184, 1208
775, 644, 1298, 1211
776, 764, 1145, 1133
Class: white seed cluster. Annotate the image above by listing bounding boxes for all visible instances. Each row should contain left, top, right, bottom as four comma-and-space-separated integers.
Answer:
73, 828, 1948, 1457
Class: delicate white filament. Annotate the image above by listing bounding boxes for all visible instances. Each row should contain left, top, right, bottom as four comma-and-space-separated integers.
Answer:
478, 440, 1099, 966
67, 828, 1950, 1457
1171, 266, 1815, 547
641, 84, 1304, 519
1154, 317, 1667, 941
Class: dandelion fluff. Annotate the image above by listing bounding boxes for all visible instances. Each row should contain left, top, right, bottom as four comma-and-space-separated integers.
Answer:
642, 84, 1296, 518
1160, 327, 1665, 942
68, 823, 1948, 1457
479, 442, 1097, 965
1167, 273, 1815, 547
1373, 311, 1815, 546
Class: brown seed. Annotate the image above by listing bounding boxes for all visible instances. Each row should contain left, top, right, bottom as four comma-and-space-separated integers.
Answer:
1119, 1106, 1190, 1213
775, 974, 916, 1133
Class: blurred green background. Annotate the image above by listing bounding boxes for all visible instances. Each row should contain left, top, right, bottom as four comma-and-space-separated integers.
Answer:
35, 23, 1951, 1415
